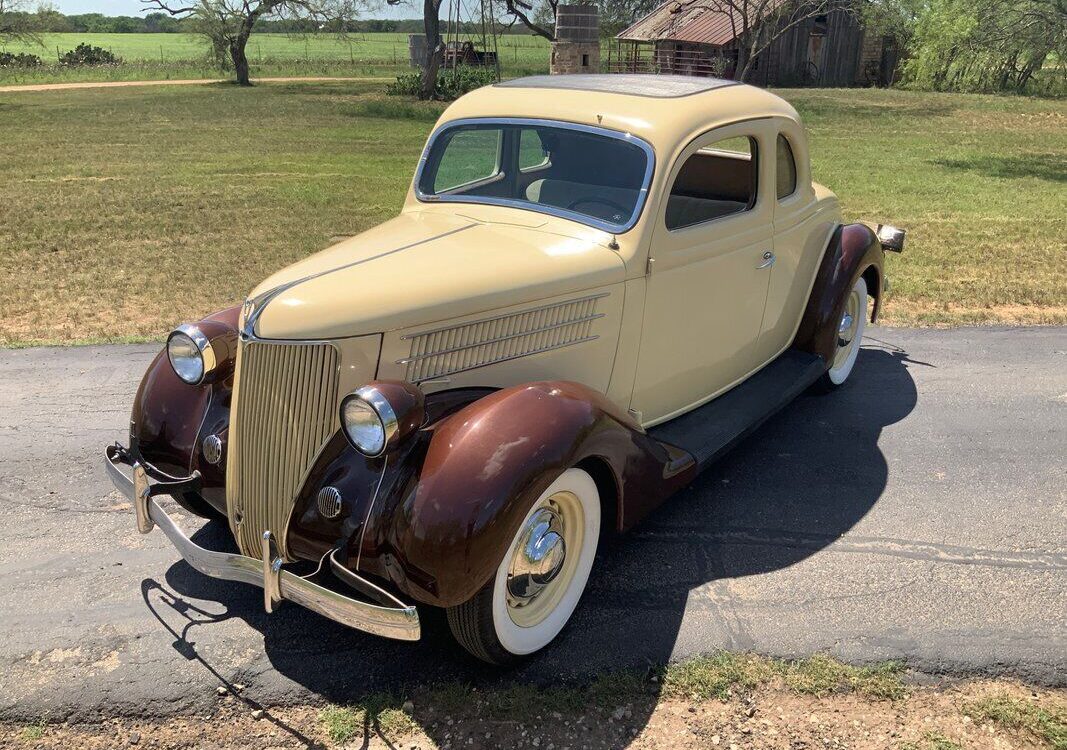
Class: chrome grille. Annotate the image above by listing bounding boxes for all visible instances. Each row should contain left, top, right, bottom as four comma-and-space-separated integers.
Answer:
399, 293, 606, 382
226, 340, 339, 559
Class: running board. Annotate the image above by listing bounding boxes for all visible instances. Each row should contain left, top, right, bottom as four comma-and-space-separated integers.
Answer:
648, 350, 826, 471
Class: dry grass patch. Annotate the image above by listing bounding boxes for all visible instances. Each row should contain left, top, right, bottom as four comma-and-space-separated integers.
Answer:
320, 693, 416, 744
963, 692, 1067, 749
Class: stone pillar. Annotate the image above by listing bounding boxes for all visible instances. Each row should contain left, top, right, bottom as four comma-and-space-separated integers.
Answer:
550, 41, 600, 74
550, 4, 600, 74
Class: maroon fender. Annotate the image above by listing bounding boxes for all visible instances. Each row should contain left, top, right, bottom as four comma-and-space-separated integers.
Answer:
131, 306, 240, 514
285, 387, 495, 565
359, 381, 691, 608
792, 223, 884, 363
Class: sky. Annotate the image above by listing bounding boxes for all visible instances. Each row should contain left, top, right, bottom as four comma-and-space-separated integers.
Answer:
49, 0, 416, 18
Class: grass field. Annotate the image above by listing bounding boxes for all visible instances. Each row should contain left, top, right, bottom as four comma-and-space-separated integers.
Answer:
0, 32, 550, 83
0, 81, 1064, 345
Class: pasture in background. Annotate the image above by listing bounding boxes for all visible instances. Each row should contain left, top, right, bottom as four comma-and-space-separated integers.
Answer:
0, 32, 551, 83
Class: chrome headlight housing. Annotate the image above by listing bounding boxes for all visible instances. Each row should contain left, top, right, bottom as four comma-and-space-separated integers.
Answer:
340, 386, 399, 458
166, 324, 217, 385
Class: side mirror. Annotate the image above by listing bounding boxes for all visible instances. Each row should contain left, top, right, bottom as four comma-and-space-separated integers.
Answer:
877, 224, 906, 253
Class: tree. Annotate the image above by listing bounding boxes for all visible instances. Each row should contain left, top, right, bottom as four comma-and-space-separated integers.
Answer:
500, 0, 557, 40
861, 0, 921, 50
904, 0, 1066, 93
600, 0, 660, 37
0, 0, 43, 45
387, 0, 444, 99
141, 0, 364, 86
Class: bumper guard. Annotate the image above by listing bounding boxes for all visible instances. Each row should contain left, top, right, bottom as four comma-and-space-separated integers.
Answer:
105, 444, 420, 641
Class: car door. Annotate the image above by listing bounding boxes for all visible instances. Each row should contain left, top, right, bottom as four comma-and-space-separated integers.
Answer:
755, 122, 827, 364
630, 120, 776, 426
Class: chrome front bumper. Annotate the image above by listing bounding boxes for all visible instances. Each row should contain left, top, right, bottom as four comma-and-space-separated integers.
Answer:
104, 444, 420, 641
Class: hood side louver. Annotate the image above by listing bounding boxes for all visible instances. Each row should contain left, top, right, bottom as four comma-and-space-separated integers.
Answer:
399, 293, 608, 383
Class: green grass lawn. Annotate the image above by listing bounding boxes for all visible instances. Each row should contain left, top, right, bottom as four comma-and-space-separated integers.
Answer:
0, 32, 551, 84
0, 81, 1063, 346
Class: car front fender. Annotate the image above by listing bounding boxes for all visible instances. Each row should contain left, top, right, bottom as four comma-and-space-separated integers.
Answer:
346, 381, 683, 608
130, 306, 239, 513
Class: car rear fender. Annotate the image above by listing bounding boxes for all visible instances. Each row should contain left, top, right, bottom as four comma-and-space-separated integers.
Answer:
791, 223, 884, 363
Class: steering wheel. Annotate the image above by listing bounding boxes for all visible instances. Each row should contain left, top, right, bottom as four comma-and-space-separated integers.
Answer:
567, 196, 630, 218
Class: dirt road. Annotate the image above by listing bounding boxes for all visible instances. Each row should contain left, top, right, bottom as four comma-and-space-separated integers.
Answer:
0, 76, 384, 94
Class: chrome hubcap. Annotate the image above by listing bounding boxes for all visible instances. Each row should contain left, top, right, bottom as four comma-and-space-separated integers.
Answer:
838, 313, 854, 343
836, 292, 860, 352
507, 507, 566, 605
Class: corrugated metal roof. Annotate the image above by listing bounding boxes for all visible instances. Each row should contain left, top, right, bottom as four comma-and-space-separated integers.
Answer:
497, 73, 738, 97
618, 0, 783, 46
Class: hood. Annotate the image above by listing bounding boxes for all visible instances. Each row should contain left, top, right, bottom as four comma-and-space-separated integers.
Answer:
249, 210, 625, 340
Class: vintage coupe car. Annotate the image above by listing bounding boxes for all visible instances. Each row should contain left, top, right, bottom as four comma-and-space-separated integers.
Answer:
106, 74, 904, 664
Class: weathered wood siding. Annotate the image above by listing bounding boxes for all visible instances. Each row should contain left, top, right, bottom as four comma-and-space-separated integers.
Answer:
609, 8, 874, 86
744, 10, 865, 87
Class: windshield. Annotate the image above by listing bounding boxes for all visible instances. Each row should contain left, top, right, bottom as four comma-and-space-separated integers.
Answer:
416, 120, 653, 232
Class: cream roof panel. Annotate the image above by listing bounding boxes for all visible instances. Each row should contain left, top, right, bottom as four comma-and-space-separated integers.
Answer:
436, 75, 802, 153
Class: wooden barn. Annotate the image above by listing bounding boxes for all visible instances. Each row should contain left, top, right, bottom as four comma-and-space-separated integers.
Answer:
609, 0, 898, 87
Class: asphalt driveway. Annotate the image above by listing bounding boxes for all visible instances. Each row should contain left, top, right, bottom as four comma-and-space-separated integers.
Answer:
0, 326, 1064, 723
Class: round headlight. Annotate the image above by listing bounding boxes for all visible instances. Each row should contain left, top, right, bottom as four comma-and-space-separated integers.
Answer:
166, 324, 216, 385
340, 386, 400, 457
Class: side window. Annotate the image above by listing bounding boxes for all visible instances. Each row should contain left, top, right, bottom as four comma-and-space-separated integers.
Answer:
776, 134, 797, 199
666, 135, 757, 231
432, 128, 502, 193
518, 128, 550, 171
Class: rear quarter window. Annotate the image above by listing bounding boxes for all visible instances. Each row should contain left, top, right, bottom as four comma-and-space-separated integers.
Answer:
776, 134, 798, 199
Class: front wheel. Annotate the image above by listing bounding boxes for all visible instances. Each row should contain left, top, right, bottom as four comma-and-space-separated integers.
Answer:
446, 468, 601, 664
817, 276, 868, 390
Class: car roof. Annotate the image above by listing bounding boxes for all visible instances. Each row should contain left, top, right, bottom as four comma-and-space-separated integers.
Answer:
436, 74, 802, 153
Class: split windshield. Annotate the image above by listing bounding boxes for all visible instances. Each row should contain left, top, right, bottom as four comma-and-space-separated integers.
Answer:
416, 120, 652, 231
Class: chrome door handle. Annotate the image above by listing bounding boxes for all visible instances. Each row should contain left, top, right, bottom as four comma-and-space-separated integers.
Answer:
757, 251, 776, 269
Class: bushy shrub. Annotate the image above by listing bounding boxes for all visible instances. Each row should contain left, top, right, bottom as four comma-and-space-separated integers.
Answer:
0, 52, 43, 68
387, 65, 497, 100
58, 43, 122, 67
386, 72, 422, 96
436, 65, 497, 99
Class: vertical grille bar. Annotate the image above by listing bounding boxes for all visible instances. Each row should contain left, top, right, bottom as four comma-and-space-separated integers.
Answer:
226, 340, 339, 559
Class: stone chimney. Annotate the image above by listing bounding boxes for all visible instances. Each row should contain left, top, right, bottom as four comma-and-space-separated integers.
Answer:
550, 4, 600, 74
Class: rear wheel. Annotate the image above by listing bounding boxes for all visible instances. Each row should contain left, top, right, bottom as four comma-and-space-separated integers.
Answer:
446, 468, 601, 664
818, 276, 868, 390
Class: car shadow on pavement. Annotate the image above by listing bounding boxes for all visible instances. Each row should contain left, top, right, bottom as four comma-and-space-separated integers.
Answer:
151, 342, 919, 748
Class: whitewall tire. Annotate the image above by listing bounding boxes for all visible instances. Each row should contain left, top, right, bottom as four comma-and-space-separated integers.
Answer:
822, 276, 868, 388
446, 467, 601, 664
